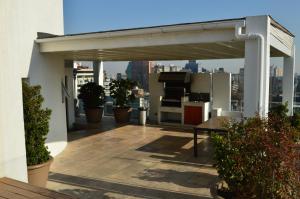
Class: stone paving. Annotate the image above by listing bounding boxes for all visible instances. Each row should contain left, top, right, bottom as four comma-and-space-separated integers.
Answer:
47, 116, 218, 199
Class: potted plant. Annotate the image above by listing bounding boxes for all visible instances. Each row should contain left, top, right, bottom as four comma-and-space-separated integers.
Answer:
78, 82, 105, 123
109, 79, 136, 123
211, 106, 300, 198
22, 81, 52, 187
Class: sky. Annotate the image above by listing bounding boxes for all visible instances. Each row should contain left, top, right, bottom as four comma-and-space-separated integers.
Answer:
63, 0, 300, 76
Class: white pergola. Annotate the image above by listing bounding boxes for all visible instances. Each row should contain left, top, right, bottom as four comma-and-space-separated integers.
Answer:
36, 15, 296, 117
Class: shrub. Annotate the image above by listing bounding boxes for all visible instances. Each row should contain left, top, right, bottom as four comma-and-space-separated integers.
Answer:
212, 114, 300, 198
22, 81, 51, 166
78, 82, 105, 109
270, 103, 300, 141
109, 79, 136, 107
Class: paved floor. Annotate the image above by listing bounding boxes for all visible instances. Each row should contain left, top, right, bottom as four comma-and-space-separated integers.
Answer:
47, 116, 218, 199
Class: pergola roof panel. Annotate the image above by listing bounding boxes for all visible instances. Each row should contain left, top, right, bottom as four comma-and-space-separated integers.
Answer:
37, 15, 292, 61
55, 42, 284, 61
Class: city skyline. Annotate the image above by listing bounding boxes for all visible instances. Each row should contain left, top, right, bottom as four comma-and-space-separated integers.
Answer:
77, 58, 285, 77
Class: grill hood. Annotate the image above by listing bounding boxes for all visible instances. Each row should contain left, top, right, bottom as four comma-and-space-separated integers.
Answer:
158, 72, 191, 83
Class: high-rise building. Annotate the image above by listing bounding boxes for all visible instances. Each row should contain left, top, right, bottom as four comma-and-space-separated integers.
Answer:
152, 63, 181, 73
125, 61, 154, 91
184, 60, 199, 73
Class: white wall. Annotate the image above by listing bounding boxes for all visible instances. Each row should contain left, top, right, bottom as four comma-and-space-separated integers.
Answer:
29, 48, 67, 157
212, 72, 231, 111
0, 0, 64, 182
149, 74, 164, 121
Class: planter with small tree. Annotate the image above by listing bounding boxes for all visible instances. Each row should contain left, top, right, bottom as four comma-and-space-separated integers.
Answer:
109, 79, 136, 124
78, 82, 105, 123
211, 103, 300, 198
22, 81, 52, 187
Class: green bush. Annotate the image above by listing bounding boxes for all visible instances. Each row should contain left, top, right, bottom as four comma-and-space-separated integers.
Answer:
109, 79, 136, 107
78, 82, 105, 109
212, 121, 245, 192
270, 103, 300, 141
22, 81, 51, 166
212, 113, 300, 198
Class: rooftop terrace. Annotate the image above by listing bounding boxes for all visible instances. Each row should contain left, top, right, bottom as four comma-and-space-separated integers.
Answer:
47, 116, 217, 199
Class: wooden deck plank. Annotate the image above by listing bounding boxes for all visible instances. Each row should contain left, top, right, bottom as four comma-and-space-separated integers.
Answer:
0, 189, 27, 199
0, 182, 50, 199
0, 178, 74, 199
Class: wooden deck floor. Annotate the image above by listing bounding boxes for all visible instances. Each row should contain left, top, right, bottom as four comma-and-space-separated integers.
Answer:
0, 177, 74, 199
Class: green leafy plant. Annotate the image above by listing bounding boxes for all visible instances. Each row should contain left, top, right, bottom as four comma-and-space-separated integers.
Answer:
270, 103, 300, 141
78, 82, 105, 109
269, 102, 289, 119
109, 79, 136, 107
22, 81, 51, 166
212, 113, 300, 198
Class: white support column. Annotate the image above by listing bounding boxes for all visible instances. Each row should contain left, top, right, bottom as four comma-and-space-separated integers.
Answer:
243, 16, 270, 117
64, 60, 75, 129
93, 60, 104, 86
283, 45, 296, 115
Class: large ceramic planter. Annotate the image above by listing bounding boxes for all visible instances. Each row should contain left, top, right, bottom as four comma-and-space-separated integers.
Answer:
113, 107, 132, 124
85, 107, 103, 123
27, 157, 53, 187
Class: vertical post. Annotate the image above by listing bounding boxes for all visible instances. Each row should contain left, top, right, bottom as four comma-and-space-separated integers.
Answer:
194, 129, 198, 157
64, 60, 75, 129
93, 60, 104, 86
243, 16, 270, 117
283, 45, 296, 115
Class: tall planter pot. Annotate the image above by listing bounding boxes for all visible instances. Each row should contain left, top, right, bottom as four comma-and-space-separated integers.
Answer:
85, 107, 103, 123
27, 157, 53, 187
113, 107, 132, 124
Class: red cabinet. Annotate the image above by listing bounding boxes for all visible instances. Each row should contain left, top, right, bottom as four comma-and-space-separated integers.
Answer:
184, 106, 202, 125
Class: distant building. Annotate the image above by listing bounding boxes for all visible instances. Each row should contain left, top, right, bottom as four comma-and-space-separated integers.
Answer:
201, 67, 209, 73
103, 76, 112, 97
231, 67, 244, 111
126, 61, 154, 91
214, 67, 225, 73
152, 64, 163, 73
74, 68, 94, 97
169, 64, 180, 72
74, 61, 93, 69
116, 73, 127, 80
294, 75, 300, 112
270, 65, 283, 77
269, 65, 283, 108
184, 60, 199, 73
152, 63, 181, 73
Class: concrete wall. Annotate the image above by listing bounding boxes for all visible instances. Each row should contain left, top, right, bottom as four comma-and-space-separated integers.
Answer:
149, 74, 164, 121
190, 73, 212, 94
0, 0, 64, 181
28, 50, 67, 157
212, 72, 231, 111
